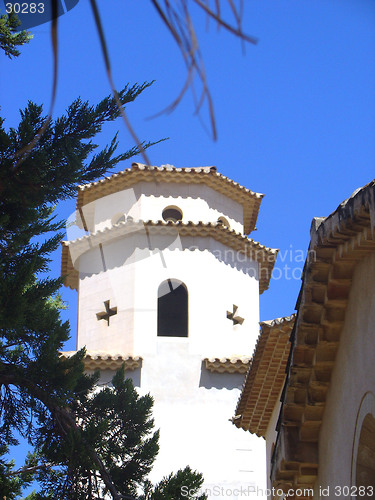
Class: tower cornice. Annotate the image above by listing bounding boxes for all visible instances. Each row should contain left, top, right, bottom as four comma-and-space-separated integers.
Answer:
61, 220, 278, 293
76, 163, 264, 235
61, 351, 142, 371
203, 356, 251, 374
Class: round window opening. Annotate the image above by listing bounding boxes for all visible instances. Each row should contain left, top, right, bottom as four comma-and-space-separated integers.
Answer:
162, 206, 183, 223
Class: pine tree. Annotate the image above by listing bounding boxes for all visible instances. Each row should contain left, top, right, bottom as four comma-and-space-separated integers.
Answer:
0, 90, 207, 499
0, 13, 207, 499
0, 82, 152, 496
25, 367, 207, 499
0, 11, 32, 57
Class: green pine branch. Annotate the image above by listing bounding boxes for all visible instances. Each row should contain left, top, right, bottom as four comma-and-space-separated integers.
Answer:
0, 12, 32, 58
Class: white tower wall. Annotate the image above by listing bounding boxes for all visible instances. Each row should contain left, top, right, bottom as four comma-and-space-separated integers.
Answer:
77, 236, 259, 357
80, 183, 244, 234
66, 171, 270, 499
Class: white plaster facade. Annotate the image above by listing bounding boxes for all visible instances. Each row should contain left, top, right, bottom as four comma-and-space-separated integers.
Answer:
77, 237, 259, 356
63, 165, 274, 499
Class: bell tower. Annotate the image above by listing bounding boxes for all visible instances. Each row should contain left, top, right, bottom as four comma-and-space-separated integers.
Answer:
62, 163, 277, 497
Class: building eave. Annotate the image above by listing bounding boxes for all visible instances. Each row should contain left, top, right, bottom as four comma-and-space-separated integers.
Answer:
233, 315, 295, 438
271, 179, 375, 495
203, 356, 251, 374
61, 220, 278, 294
76, 163, 265, 235
61, 351, 142, 371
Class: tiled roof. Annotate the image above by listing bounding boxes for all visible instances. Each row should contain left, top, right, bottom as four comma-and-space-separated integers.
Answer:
61, 241, 78, 290
233, 315, 295, 437
203, 356, 251, 374
76, 162, 264, 235
61, 219, 278, 293
62, 352, 248, 373
271, 179, 375, 494
61, 351, 142, 371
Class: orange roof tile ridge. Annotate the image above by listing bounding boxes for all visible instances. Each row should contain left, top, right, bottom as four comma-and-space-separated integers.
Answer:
63, 219, 278, 254
61, 350, 141, 361
234, 314, 295, 431
204, 356, 251, 363
61, 220, 278, 292
311, 178, 375, 247
77, 162, 265, 199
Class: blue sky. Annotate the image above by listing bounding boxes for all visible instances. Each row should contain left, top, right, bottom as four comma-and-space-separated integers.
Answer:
2, 0, 375, 340
1, 0, 375, 474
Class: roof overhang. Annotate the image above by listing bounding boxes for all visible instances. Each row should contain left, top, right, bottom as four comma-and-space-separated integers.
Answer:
233, 315, 295, 437
204, 356, 251, 374
76, 163, 264, 235
61, 220, 278, 293
61, 351, 142, 371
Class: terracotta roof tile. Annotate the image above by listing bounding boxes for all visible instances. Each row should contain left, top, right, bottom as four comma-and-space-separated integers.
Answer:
271, 179, 375, 492
61, 351, 142, 371
233, 315, 295, 438
203, 356, 251, 374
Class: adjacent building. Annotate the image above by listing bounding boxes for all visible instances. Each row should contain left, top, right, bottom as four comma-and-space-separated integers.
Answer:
234, 180, 375, 499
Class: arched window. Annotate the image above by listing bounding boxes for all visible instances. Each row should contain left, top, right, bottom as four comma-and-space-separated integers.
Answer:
352, 393, 375, 499
356, 413, 375, 495
157, 279, 188, 337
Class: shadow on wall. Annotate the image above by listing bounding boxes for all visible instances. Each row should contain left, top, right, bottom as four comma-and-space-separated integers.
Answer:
97, 363, 243, 391
77, 226, 182, 277
77, 227, 258, 281
132, 183, 243, 227
184, 239, 259, 277
98, 367, 142, 388
199, 362, 245, 390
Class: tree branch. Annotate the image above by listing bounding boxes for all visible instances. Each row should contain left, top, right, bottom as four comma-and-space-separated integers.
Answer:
0, 371, 126, 500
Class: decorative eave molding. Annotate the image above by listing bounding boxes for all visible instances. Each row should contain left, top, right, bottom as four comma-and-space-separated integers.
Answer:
76, 162, 265, 235
233, 315, 295, 438
61, 351, 142, 371
271, 179, 375, 495
61, 220, 278, 294
203, 357, 251, 374
61, 242, 78, 291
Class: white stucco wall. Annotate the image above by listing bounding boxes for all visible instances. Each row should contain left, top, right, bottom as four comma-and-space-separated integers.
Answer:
139, 339, 267, 497
316, 252, 375, 499
77, 233, 260, 357
72, 182, 267, 499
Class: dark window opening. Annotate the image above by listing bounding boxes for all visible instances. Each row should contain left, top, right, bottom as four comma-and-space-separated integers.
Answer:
157, 279, 188, 337
162, 206, 183, 223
